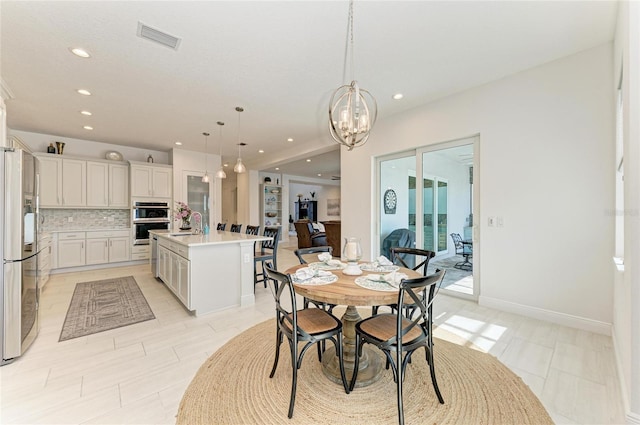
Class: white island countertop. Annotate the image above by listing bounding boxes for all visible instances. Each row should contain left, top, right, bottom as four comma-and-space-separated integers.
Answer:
150, 229, 270, 247
149, 229, 272, 316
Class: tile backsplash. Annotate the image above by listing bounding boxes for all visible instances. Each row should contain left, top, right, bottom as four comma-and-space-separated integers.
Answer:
41, 209, 130, 231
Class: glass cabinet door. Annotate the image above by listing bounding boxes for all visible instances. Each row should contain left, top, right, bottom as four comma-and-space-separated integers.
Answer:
186, 175, 210, 229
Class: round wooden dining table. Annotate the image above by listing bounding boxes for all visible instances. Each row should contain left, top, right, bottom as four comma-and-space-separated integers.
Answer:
285, 263, 420, 388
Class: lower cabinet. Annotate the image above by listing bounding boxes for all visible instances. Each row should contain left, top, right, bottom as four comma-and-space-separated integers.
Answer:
57, 230, 130, 269
158, 240, 191, 309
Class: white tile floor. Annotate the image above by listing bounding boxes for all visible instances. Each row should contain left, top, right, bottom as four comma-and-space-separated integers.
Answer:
0, 245, 626, 424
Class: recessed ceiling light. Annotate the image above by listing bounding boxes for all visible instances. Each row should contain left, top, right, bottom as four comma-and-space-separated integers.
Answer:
80, 110, 92, 116
287, 138, 293, 142
83, 125, 93, 130
306, 159, 312, 163
317, 173, 322, 177
70, 48, 91, 58
77, 89, 91, 96
175, 141, 182, 146
275, 167, 280, 171
393, 93, 404, 100
223, 163, 229, 167
258, 149, 264, 153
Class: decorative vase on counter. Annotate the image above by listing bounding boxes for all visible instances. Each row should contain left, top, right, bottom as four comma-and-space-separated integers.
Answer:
180, 218, 191, 230
55, 141, 65, 155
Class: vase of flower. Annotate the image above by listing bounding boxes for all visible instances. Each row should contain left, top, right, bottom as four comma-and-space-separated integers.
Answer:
175, 201, 192, 230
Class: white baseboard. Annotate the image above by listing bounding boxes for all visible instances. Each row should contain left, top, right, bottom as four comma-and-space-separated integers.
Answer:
478, 295, 612, 335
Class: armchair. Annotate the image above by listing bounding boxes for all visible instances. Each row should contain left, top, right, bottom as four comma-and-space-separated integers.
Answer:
294, 220, 327, 249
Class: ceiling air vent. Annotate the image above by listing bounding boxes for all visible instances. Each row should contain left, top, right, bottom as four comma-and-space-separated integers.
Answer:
137, 22, 181, 50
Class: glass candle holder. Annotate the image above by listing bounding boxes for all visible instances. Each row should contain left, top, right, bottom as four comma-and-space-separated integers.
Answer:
343, 237, 363, 275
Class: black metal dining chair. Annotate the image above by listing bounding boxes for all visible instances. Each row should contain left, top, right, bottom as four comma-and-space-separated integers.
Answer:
372, 247, 436, 316
217, 222, 226, 231
230, 223, 242, 233
350, 269, 446, 425
254, 226, 280, 288
264, 264, 349, 418
245, 225, 260, 235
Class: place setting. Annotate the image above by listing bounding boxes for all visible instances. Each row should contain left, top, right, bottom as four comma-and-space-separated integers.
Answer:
291, 266, 338, 286
307, 252, 347, 271
354, 270, 408, 292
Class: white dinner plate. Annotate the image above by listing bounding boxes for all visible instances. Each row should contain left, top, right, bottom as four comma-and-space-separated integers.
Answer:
354, 275, 398, 292
308, 261, 346, 271
359, 263, 400, 272
292, 274, 338, 286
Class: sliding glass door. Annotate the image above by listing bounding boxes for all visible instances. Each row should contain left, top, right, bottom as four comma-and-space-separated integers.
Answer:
377, 137, 477, 299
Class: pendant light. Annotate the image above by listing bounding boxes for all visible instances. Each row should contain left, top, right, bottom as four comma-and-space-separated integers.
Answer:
328, 0, 377, 151
201, 132, 210, 183
214, 121, 227, 179
233, 106, 247, 174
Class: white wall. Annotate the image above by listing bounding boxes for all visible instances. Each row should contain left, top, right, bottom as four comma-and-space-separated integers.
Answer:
612, 1, 640, 421
9, 130, 168, 164
342, 43, 614, 331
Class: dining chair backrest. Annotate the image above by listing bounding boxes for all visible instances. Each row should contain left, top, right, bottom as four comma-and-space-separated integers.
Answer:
246, 225, 260, 235
390, 247, 435, 276
261, 226, 280, 252
264, 264, 298, 337
390, 269, 445, 349
217, 222, 226, 231
230, 223, 242, 233
294, 246, 333, 265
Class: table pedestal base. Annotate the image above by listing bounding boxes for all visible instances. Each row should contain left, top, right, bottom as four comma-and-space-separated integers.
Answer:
321, 305, 384, 388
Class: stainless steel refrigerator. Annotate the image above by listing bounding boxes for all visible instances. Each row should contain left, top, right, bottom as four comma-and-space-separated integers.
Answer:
1, 147, 40, 365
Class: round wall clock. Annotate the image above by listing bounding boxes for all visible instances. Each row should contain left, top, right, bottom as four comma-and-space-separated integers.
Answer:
384, 189, 397, 214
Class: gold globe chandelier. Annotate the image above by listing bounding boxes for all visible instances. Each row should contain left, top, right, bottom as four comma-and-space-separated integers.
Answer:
329, 0, 377, 151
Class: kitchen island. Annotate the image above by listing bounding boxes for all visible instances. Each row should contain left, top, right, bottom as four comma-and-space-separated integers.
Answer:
149, 230, 270, 316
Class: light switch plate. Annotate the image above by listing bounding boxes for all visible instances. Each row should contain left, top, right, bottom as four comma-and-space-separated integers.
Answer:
488, 216, 495, 227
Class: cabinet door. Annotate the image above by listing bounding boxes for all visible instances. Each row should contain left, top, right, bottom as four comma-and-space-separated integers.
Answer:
109, 164, 129, 207
176, 255, 190, 307
85, 238, 108, 265
131, 166, 152, 197
57, 239, 85, 268
158, 246, 169, 283
86, 161, 109, 207
62, 159, 86, 206
37, 156, 62, 207
108, 237, 130, 263
152, 168, 172, 198
169, 252, 180, 293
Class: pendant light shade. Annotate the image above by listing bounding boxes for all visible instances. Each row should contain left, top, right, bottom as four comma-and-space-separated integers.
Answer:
234, 106, 246, 174
201, 132, 210, 182
215, 121, 227, 179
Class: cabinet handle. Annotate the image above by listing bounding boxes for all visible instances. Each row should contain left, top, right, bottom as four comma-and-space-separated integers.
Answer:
105, 241, 108, 248
82, 242, 84, 249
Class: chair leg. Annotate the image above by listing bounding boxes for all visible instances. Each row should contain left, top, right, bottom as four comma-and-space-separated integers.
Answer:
427, 345, 444, 404
349, 334, 362, 392
336, 333, 349, 394
269, 328, 282, 378
288, 339, 298, 418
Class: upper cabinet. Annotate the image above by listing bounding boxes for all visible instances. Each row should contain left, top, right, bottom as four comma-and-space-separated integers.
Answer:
35, 154, 129, 208
130, 161, 172, 199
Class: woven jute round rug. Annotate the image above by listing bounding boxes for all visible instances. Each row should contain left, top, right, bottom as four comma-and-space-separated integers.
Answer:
177, 319, 553, 425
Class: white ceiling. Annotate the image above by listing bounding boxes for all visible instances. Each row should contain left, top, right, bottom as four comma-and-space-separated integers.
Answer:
1, 1, 617, 179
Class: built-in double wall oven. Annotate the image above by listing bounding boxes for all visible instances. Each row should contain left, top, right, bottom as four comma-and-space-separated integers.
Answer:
132, 201, 170, 245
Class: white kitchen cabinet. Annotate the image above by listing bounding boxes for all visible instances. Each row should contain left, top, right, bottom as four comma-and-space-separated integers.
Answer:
157, 237, 191, 309
38, 156, 62, 207
62, 159, 86, 206
87, 161, 109, 207
87, 161, 129, 208
109, 163, 129, 207
36, 154, 129, 209
57, 232, 86, 268
37, 232, 53, 290
130, 162, 172, 199
56, 230, 130, 269
85, 238, 109, 265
